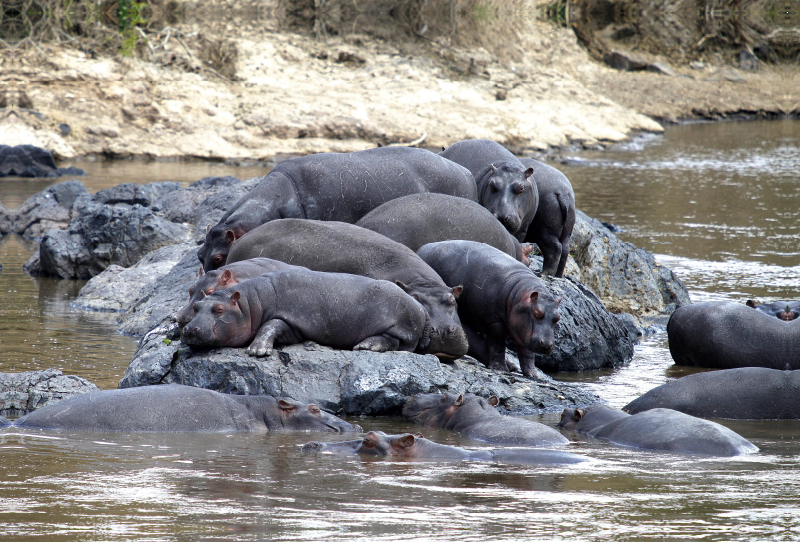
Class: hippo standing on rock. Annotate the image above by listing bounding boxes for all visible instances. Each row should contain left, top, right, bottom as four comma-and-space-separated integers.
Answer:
14, 384, 361, 433
302, 431, 586, 465
198, 146, 478, 271
439, 139, 537, 237
518, 158, 576, 277
558, 405, 758, 456
746, 299, 800, 321
181, 269, 431, 356
417, 240, 561, 377
225, 220, 469, 358
403, 392, 568, 447
355, 193, 534, 264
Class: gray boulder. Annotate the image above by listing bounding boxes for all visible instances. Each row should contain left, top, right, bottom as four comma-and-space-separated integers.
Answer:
0, 145, 86, 178
152, 175, 241, 226
0, 369, 98, 417
0, 180, 89, 239
94, 182, 180, 206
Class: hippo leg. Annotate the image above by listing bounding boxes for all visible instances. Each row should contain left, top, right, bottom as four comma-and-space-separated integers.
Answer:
516, 347, 544, 379
354, 334, 400, 352
247, 319, 299, 357
537, 234, 563, 276
465, 323, 509, 371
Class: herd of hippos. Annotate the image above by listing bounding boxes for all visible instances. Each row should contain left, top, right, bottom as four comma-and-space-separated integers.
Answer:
5, 138, 799, 463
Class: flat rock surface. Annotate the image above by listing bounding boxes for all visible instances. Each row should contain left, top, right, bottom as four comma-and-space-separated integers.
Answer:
0, 369, 99, 417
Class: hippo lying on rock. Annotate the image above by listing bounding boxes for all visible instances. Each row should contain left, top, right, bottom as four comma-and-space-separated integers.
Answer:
302, 431, 587, 465
13, 384, 361, 433
403, 392, 568, 447
558, 406, 758, 456
624, 367, 800, 419
355, 193, 533, 264
668, 301, 800, 370
226, 219, 468, 357
198, 146, 478, 271
439, 139, 537, 237
746, 299, 800, 321
417, 240, 561, 377
181, 269, 431, 356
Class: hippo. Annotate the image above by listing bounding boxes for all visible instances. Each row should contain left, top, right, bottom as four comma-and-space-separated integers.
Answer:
225, 220, 468, 357
0, 416, 10, 427
302, 431, 586, 465
355, 193, 534, 265
624, 367, 800, 420
402, 392, 568, 447
557, 406, 758, 456
198, 146, 478, 271
13, 384, 361, 433
181, 269, 430, 356
518, 158, 576, 277
416, 240, 561, 377
439, 139, 537, 236
176, 258, 299, 328
746, 299, 800, 321
667, 301, 800, 370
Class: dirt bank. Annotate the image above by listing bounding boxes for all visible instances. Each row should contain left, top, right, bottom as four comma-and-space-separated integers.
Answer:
0, 0, 793, 161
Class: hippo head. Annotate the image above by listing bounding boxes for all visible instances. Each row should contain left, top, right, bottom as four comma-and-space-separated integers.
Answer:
180, 288, 254, 349
557, 408, 584, 430
302, 431, 423, 457
199, 224, 246, 271
778, 306, 798, 321
402, 392, 462, 427
507, 289, 561, 354
395, 281, 469, 358
479, 162, 536, 235
274, 397, 362, 433
176, 267, 241, 328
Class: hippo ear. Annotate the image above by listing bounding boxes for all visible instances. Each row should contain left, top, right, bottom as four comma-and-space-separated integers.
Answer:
491, 164, 498, 174
524, 167, 534, 180
231, 291, 241, 305
574, 408, 585, 421
277, 399, 296, 411
441, 146, 446, 151
488, 396, 499, 407
198, 266, 205, 277
454, 394, 464, 407
225, 230, 237, 245
746, 299, 757, 308
220, 269, 233, 287
207, 223, 213, 233
452, 286, 463, 299
529, 291, 539, 303
522, 244, 534, 257
398, 434, 416, 448
395, 280, 409, 292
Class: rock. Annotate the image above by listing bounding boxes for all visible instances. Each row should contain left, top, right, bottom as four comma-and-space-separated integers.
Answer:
647, 62, 675, 76
118, 331, 600, 416
0, 144, 86, 178
190, 176, 260, 239
153, 175, 241, 226
720, 68, 746, 83
0, 179, 90, 239
0, 369, 98, 417
603, 52, 648, 72
690, 61, 704, 70
94, 182, 181, 206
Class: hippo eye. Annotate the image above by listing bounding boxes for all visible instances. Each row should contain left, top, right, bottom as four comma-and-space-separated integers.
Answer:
204, 287, 215, 296
533, 308, 544, 320
553, 316, 561, 324
308, 405, 321, 415
447, 295, 457, 306
212, 254, 224, 266
213, 304, 225, 316
514, 183, 525, 194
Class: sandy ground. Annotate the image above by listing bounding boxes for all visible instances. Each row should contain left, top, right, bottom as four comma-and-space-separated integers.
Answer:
1, 2, 794, 161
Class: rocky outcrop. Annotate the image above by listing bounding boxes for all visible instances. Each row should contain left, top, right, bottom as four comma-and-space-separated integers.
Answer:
0, 369, 98, 417
0, 180, 89, 240
0, 145, 85, 178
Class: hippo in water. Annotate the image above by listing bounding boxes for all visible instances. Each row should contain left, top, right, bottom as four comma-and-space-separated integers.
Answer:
667, 301, 800, 370
558, 406, 758, 456
417, 240, 561, 377
623, 367, 800, 420
402, 392, 568, 447
518, 158, 576, 277
439, 139, 537, 237
181, 269, 430, 356
225, 220, 469, 358
14, 384, 361, 433
355, 193, 534, 265
198, 146, 478, 271
175, 258, 300, 328
746, 299, 800, 321
302, 431, 586, 465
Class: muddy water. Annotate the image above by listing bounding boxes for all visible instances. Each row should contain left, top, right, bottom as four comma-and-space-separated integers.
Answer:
2, 120, 800, 540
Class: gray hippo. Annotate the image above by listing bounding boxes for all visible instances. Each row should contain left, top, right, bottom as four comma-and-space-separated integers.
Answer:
181, 269, 430, 356
624, 367, 800, 419
355, 193, 534, 265
225, 219, 468, 358
302, 431, 586, 465
176, 258, 299, 328
746, 299, 800, 321
518, 158, 576, 277
403, 392, 568, 447
439, 139, 537, 236
558, 406, 758, 456
417, 240, 561, 377
14, 384, 361, 433
667, 301, 800, 370
198, 146, 478, 270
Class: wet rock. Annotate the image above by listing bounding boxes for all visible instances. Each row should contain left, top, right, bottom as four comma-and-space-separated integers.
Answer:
0, 180, 90, 239
94, 182, 181, 207
0, 145, 86, 178
153, 175, 241, 226
190, 176, 259, 239
0, 369, 98, 417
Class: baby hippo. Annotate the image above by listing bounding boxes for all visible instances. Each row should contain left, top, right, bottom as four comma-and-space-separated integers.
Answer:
417, 240, 561, 377
176, 258, 299, 328
746, 299, 800, 321
181, 269, 430, 356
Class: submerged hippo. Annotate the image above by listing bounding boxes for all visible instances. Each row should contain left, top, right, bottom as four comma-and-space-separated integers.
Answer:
439, 139, 537, 236
198, 146, 478, 270
417, 240, 561, 377
225, 220, 468, 358
518, 158, 576, 277
746, 299, 800, 321
667, 301, 800, 370
176, 258, 299, 328
14, 384, 361, 433
403, 392, 568, 447
355, 193, 533, 265
302, 431, 586, 465
624, 367, 800, 420
558, 406, 758, 456
181, 269, 430, 356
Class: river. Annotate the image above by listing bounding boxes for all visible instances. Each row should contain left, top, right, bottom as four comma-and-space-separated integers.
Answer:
1, 120, 799, 540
